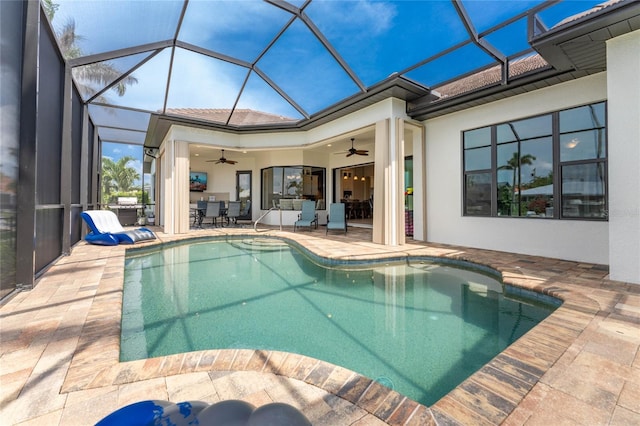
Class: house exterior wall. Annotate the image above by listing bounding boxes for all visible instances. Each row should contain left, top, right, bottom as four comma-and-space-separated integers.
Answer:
424, 73, 610, 265
163, 98, 414, 230
607, 29, 640, 283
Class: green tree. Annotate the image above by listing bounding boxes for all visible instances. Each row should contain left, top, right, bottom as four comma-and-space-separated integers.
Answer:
498, 152, 536, 215
42, 0, 58, 21
57, 20, 138, 98
101, 156, 140, 204
526, 171, 553, 189
46, 3, 138, 99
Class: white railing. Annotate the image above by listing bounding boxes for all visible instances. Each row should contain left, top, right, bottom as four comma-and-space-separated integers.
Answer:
253, 207, 281, 232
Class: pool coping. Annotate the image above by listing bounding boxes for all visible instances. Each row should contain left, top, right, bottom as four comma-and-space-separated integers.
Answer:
57, 228, 635, 425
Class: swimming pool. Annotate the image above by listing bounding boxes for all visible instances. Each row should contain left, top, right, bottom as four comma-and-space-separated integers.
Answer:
121, 237, 558, 406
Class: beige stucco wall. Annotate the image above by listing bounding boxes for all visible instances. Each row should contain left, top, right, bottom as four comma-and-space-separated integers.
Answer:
607, 29, 640, 284
423, 73, 610, 265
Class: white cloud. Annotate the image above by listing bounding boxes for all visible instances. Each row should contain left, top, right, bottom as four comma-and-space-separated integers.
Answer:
177, 0, 283, 42
309, 0, 397, 39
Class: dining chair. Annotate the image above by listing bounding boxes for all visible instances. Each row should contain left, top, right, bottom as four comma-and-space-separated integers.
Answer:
240, 200, 251, 217
193, 200, 207, 226
204, 201, 221, 227
226, 201, 241, 226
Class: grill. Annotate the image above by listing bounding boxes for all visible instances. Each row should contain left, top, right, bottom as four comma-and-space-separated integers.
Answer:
109, 197, 144, 226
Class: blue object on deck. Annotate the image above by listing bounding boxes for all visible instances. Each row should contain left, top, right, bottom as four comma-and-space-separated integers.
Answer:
81, 210, 156, 245
95, 400, 310, 426
294, 200, 318, 231
326, 202, 347, 234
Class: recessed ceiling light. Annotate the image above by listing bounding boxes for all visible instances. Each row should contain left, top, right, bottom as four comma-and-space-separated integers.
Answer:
327, 144, 332, 147
194, 153, 199, 156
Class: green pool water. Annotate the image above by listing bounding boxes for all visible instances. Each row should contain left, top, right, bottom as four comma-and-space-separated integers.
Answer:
121, 238, 557, 406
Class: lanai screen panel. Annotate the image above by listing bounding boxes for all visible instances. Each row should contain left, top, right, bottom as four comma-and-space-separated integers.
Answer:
47, 0, 605, 137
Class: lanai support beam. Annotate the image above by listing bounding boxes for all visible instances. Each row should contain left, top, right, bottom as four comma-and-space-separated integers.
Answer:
373, 113, 406, 246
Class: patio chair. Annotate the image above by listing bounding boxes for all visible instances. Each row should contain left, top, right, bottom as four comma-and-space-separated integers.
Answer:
238, 200, 252, 226
226, 201, 241, 226
240, 200, 251, 217
294, 200, 318, 232
192, 200, 207, 226
81, 210, 156, 246
204, 201, 222, 227
326, 203, 347, 234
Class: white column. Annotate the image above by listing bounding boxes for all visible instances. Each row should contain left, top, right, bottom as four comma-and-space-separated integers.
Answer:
373, 120, 389, 244
174, 141, 191, 233
408, 123, 426, 242
162, 140, 175, 234
372, 117, 405, 246
393, 118, 405, 246
607, 29, 640, 284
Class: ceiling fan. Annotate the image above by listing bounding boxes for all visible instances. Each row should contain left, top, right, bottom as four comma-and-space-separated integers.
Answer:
344, 138, 368, 157
207, 149, 237, 165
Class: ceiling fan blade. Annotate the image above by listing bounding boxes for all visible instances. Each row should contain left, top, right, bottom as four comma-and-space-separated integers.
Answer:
226, 160, 238, 164
355, 150, 368, 154
346, 152, 354, 157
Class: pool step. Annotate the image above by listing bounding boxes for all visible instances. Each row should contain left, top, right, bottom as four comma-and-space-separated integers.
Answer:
231, 238, 289, 251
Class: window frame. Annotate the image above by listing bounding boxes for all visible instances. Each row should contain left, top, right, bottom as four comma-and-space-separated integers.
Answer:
260, 165, 326, 210
462, 101, 608, 221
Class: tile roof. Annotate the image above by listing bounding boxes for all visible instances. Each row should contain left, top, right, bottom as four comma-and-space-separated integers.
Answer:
165, 108, 297, 126
553, 0, 625, 27
432, 54, 550, 101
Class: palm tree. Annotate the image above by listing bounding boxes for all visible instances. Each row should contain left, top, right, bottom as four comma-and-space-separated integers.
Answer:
498, 152, 536, 215
42, 0, 58, 21
101, 156, 140, 203
57, 20, 138, 99
45, 2, 138, 99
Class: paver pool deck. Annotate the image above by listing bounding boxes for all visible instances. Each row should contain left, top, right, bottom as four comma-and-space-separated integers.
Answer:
1, 225, 639, 425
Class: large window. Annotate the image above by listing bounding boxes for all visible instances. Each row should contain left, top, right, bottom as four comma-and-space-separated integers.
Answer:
261, 166, 326, 210
463, 102, 607, 220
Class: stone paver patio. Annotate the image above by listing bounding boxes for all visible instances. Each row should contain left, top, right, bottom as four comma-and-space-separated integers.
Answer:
1, 225, 639, 425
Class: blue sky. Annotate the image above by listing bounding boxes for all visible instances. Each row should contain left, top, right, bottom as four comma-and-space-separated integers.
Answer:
51, 0, 604, 119
51, 0, 604, 177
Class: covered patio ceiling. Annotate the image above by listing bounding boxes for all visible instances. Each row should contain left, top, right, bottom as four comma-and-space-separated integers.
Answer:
48, 0, 616, 150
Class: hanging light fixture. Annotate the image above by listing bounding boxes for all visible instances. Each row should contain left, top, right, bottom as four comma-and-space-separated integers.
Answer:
566, 138, 580, 149
343, 172, 348, 180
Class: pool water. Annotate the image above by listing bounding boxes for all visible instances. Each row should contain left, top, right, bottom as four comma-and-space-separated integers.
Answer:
121, 238, 557, 406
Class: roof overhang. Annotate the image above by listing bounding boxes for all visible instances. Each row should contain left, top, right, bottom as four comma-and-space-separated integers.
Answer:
529, 0, 640, 73
407, 0, 640, 121
144, 75, 432, 150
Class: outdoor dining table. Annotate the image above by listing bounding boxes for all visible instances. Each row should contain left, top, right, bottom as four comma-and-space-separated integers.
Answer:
191, 205, 205, 227
190, 204, 228, 227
